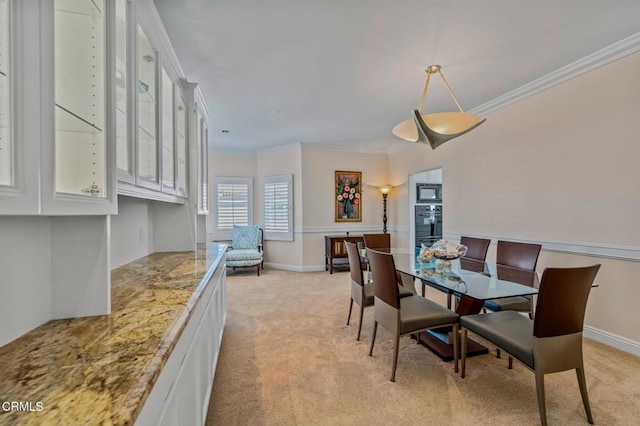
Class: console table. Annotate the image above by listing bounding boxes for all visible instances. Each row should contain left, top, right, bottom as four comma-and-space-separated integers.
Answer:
324, 235, 364, 273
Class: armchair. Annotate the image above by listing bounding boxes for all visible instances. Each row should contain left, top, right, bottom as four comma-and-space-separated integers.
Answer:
226, 225, 264, 276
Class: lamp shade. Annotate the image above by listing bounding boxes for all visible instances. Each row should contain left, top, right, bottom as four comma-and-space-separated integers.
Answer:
392, 65, 485, 149
378, 185, 393, 195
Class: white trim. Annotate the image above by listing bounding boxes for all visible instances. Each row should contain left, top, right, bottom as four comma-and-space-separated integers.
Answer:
293, 225, 385, 234
584, 326, 640, 357
263, 262, 325, 272
443, 231, 640, 262
257, 143, 301, 157
117, 182, 186, 204
471, 32, 640, 117
389, 225, 409, 233
302, 142, 389, 155
209, 147, 257, 157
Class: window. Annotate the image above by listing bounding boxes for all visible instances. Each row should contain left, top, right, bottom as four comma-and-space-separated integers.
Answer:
263, 175, 293, 241
212, 177, 253, 240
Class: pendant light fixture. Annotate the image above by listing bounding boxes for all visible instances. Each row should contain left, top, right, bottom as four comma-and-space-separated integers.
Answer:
392, 65, 485, 149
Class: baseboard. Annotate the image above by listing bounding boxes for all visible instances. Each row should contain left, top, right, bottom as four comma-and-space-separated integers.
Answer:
263, 262, 326, 272
584, 326, 640, 357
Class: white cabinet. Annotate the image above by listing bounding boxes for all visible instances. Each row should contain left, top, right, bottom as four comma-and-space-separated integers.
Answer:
115, 0, 134, 184
136, 259, 227, 426
0, 0, 11, 188
0, 0, 116, 215
175, 85, 188, 197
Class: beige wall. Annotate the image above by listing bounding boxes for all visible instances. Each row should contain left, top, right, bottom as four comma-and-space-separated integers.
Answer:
206, 52, 640, 346
300, 149, 389, 267
388, 51, 640, 342
256, 148, 304, 268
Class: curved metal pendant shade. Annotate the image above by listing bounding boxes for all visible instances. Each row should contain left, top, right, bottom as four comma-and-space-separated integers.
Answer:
392, 65, 485, 149
413, 110, 486, 149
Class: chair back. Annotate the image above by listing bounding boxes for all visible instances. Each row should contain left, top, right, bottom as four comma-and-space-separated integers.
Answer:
363, 233, 391, 250
496, 240, 541, 271
231, 225, 262, 249
367, 249, 400, 308
345, 241, 365, 287
460, 236, 491, 261
533, 265, 600, 338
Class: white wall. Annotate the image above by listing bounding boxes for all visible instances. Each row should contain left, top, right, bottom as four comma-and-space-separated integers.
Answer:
110, 196, 154, 269
0, 217, 52, 347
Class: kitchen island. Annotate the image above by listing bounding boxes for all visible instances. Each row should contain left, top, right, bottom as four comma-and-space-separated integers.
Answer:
0, 243, 227, 425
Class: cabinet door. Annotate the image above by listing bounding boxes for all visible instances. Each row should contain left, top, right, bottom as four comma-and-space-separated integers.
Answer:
0, 0, 11, 188
175, 85, 188, 197
135, 24, 160, 190
42, 0, 116, 215
198, 114, 209, 214
115, 0, 134, 183
160, 66, 176, 193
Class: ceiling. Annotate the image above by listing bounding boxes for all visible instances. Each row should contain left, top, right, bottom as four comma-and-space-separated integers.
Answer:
153, 0, 640, 154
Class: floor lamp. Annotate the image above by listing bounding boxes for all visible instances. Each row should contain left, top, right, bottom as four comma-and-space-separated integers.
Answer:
377, 185, 394, 233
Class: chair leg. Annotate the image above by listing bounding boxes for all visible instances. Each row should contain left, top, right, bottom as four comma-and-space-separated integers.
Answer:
346, 299, 354, 326
369, 321, 378, 356
576, 367, 594, 424
452, 323, 459, 373
534, 369, 548, 426
447, 293, 452, 309
421, 281, 425, 297
257, 264, 260, 276
508, 356, 513, 369
461, 328, 468, 378
390, 332, 400, 382
497, 348, 501, 358
356, 304, 364, 341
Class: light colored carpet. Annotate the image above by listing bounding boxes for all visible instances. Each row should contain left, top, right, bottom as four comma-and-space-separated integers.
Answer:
206, 268, 640, 425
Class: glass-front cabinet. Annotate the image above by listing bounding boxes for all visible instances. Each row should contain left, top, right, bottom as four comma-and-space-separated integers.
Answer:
175, 86, 188, 197
41, 0, 116, 214
136, 25, 159, 190
115, 0, 133, 183
161, 67, 175, 192
0, 0, 11, 188
198, 116, 209, 214
54, 0, 106, 198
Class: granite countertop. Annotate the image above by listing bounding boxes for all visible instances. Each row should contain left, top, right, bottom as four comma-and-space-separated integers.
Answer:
0, 243, 227, 426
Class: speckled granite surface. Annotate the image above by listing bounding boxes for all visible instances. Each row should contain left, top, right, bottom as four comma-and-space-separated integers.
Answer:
0, 243, 226, 426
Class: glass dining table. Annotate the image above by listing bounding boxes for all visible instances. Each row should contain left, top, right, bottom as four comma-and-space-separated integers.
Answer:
362, 249, 539, 361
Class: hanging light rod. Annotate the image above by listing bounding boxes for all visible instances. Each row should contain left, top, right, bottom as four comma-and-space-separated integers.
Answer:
392, 65, 485, 149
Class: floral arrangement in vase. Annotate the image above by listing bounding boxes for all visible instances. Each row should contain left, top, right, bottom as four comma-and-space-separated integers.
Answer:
335, 171, 362, 221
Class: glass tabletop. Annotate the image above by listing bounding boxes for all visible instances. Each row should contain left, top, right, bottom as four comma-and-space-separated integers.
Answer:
365, 250, 539, 301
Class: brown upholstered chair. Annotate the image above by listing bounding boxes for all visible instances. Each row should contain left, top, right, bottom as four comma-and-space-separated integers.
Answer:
484, 240, 542, 315
460, 236, 491, 261
363, 233, 391, 250
345, 241, 412, 341
367, 249, 459, 382
460, 264, 601, 426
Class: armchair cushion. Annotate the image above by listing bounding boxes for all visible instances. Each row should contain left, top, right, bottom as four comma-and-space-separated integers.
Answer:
226, 249, 263, 262
232, 225, 261, 249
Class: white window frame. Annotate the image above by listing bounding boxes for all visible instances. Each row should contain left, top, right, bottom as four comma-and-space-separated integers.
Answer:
262, 174, 293, 242
212, 177, 253, 241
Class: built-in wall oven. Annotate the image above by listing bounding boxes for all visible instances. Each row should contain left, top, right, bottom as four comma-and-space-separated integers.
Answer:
415, 204, 442, 248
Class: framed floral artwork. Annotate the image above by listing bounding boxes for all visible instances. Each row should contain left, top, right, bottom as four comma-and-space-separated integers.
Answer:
335, 170, 362, 222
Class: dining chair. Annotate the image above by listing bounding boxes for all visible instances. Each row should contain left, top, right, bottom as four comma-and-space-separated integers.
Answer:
460, 236, 491, 261
367, 248, 460, 382
483, 240, 542, 315
435, 236, 491, 308
345, 241, 412, 341
363, 233, 391, 250
460, 264, 601, 426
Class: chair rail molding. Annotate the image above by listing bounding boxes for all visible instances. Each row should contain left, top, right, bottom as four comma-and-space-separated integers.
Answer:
443, 232, 640, 262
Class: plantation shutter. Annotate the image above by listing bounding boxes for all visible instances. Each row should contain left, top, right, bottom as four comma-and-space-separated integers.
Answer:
263, 175, 293, 241
212, 177, 253, 240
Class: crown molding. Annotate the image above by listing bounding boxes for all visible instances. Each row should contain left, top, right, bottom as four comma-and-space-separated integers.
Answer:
256, 143, 302, 157
301, 142, 390, 155
471, 32, 640, 117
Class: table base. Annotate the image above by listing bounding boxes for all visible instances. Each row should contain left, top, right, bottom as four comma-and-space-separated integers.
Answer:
417, 326, 488, 362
